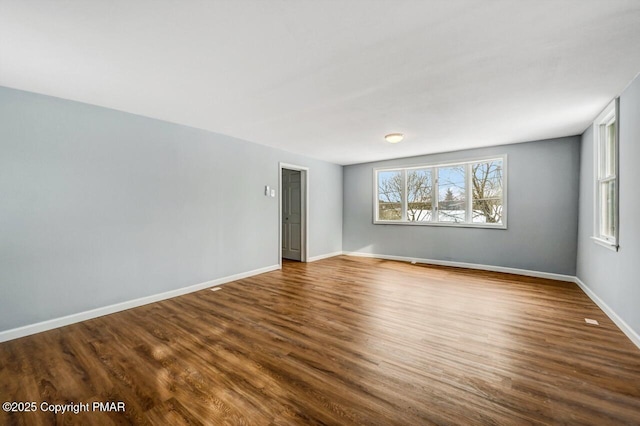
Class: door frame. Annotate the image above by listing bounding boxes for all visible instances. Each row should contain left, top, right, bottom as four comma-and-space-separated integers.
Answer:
279, 162, 309, 266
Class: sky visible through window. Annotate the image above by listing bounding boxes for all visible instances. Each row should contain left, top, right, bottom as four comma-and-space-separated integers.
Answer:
438, 167, 465, 199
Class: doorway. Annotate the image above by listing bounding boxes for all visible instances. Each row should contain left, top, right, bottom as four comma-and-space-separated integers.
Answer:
279, 163, 308, 264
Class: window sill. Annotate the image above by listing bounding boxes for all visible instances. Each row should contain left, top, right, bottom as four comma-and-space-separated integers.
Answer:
373, 220, 507, 230
591, 236, 619, 252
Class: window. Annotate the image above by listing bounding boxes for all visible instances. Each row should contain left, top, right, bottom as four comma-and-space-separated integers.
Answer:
407, 169, 433, 222
593, 99, 619, 250
438, 166, 466, 222
471, 160, 504, 224
377, 170, 402, 220
374, 156, 506, 228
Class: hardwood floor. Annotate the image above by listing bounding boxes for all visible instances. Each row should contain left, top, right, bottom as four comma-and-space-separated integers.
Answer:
1, 256, 639, 425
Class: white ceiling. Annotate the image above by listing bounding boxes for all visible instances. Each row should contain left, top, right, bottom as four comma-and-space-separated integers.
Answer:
1, 1, 639, 165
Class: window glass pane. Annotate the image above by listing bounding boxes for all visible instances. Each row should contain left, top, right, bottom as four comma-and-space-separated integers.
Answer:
438, 166, 466, 222
377, 170, 402, 220
472, 160, 503, 224
600, 180, 615, 238
407, 169, 433, 221
605, 121, 616, 177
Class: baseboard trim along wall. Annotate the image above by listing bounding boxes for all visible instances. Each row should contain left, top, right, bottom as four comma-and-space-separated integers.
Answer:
574, 277, 640, 350
308, 251, 344, 262
0, 264, 281, 343
342, 251, 576, 282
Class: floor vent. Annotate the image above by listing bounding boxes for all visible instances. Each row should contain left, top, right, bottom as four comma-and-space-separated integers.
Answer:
585, 318, 599, 325
211, 287, 222, 292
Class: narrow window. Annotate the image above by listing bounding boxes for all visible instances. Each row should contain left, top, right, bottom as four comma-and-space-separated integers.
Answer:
437, 166, 466, 223
471, 159, 504, 224
593, 99, 619, 250
407, 169, 433, 222
377, 170, 403, 221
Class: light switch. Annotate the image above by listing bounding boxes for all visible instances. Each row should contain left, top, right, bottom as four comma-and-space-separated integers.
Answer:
270, 189, 276, 197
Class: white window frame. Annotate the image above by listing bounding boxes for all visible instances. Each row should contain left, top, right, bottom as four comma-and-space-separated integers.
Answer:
591, 98, 620, 251
373, 155, 507, 229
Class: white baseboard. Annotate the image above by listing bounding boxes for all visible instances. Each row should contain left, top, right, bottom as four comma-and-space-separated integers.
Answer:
0, 264, 281, 343
308, 251, 343, 262
343, 251, 576, 282
574, 277, 640, 350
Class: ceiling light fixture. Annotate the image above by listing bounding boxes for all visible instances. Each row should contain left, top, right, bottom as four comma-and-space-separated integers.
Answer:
385, 133, 404, 144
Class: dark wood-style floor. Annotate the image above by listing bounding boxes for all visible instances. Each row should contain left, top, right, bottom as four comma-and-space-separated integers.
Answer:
1, 256, 639, 425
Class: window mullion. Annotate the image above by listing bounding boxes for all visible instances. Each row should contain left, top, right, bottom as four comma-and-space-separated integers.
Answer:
598, 125, 604, 179
402, 169, 407, 221
465, 163, 472, 223
433, 168, 439, 222
430, 168, 435, 222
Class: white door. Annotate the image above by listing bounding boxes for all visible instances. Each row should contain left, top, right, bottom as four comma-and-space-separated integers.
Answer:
282, 169, 302, 261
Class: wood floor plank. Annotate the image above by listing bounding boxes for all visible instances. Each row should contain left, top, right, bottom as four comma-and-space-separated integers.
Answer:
1, 256, 639, 425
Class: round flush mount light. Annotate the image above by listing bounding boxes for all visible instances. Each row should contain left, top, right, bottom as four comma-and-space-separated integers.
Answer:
385, 133, 404, 144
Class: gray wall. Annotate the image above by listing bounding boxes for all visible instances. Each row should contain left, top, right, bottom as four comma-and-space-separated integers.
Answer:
343, 137, 581, 275
577, 75, 640, 336
0, 86, 342, 332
